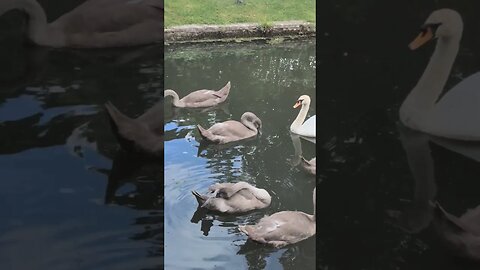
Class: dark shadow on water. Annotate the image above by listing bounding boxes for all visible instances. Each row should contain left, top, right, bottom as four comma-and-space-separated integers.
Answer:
190, 207, 214, 236
190, 204, 268, 237
237, 236, 316, 270
103, 150, 163, 207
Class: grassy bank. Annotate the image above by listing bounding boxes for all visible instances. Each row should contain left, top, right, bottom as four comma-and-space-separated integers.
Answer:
165, 0, 315, 28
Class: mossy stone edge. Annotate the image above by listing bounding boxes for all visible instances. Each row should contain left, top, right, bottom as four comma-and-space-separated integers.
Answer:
164, 21, 315, 45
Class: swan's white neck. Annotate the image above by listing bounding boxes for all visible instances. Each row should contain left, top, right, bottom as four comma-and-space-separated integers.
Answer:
164, 89, 184, 107
290, 102, 310, 132
400, 36, 460, 127
1, 0, 64, 47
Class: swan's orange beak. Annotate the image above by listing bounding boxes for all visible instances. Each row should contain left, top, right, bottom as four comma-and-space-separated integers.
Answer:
293, 100, 302, 108
409, 27, 433, 50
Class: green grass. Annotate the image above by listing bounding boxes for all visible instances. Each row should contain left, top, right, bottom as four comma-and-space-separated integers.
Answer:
165, 0, 315, 28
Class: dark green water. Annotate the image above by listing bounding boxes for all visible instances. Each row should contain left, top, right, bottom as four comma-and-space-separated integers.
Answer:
164, 40, 317, 269
0, 3, 163, 269
318, 1, 480, 269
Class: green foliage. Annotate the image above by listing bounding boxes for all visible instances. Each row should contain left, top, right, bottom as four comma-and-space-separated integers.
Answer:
165, 0, 315, 27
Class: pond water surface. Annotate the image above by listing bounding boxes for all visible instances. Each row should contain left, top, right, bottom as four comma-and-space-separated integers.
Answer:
0, 5, 163, 269
164, 39, 317, 270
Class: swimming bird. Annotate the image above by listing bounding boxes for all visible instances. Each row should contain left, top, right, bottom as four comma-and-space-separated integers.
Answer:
401, 9, 480, 140
300, 156, 316, 175
238, 187, 316, 248
0, 0, 163, 48
197, 112, 261, 144
164, 81, 231, 108
290, 95, 316, 137
191, 181, 271, 214
104, 100, 163, 157
433, 201, 480, 261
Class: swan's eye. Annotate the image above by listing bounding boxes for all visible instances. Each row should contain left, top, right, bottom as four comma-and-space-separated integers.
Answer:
430, 23, 442, 33
420, 28, 428, 36
420, 23, 442, 36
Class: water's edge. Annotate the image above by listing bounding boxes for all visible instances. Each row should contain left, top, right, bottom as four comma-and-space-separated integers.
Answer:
165, 21, 316, 44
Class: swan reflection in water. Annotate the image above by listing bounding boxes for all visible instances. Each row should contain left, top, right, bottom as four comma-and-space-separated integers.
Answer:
290, 133, 316, 176
189, 207, 264, 237
196, 135, 258, 157
388, 123, 437, 233
390, 122, 480, 262
236, 229, 316, 270
190, 207, 213, 236
104, 150, 163, 206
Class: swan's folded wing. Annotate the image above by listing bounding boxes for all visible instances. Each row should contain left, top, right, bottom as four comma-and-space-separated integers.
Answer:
260, 212, 314, 241
182, 90, 220, 104
234, 189, 256, 200
298, 115, 316, 137
429, 72, 480, 140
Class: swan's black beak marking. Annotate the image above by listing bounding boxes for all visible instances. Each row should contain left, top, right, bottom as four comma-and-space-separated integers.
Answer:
293, 99, 303, 108
409, 23, 442, 50
420, 23, 442, 34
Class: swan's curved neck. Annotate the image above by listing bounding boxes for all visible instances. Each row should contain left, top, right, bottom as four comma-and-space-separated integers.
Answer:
290, 102, 310, 132
401, 36, 460, 122
164, 89, 184, 107
1, 0, 63, 46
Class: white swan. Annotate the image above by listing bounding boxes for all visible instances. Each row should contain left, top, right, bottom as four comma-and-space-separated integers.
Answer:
400, 9, 480, 141
290, 95, 316, 137
0, 0, 163, 48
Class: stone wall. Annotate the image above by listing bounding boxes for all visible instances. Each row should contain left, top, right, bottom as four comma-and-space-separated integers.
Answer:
165, 21, 315, 44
